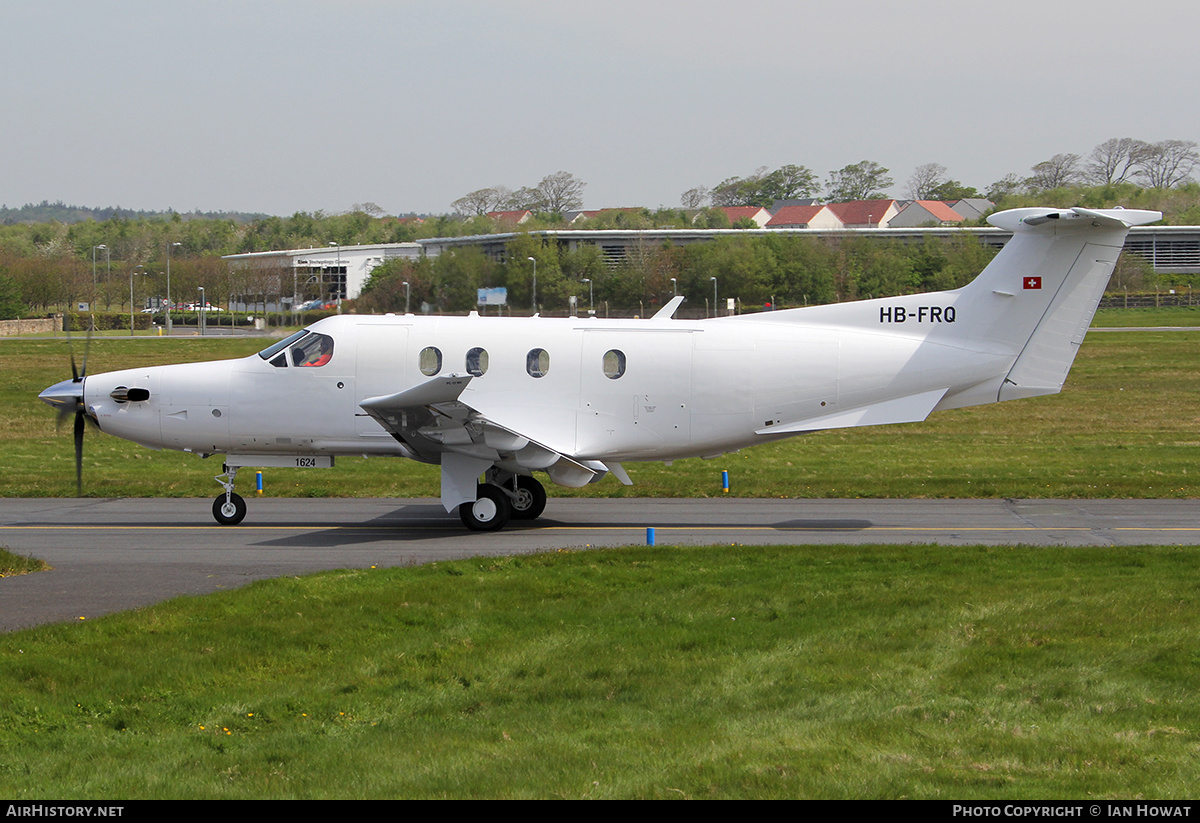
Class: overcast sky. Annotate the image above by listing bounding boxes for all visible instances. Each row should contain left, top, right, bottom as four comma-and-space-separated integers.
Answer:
3, 0, 1197, 216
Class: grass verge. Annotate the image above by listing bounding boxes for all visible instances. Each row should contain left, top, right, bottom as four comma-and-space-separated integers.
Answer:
0, 547, 49, 577
2, 543, 1198, 799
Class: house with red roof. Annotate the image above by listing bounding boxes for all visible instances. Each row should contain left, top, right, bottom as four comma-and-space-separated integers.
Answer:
947, 198, 995, 221
717, 206, 773, 228
888, 200, 964, 228
487, 210, 533, 227
765, 204, 842, 229
826, 199, 899, 228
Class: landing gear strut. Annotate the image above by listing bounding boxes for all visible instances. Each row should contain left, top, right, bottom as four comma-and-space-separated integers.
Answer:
212, 465, 246, 525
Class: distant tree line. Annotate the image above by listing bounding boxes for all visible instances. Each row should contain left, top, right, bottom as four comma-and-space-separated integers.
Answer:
357, 232, 1008, 317
3, 137, 1197, 321
451, 172, 587, 216
988, 138, 1200, 201
677, 137, 1198, 213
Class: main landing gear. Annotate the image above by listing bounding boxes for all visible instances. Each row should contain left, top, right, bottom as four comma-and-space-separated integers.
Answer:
212, 466, 246, 525
205, 464, 547, 531
459, 472, 547, 532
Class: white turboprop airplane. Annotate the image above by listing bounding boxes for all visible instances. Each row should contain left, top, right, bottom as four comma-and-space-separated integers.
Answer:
40, 206, 1159, 530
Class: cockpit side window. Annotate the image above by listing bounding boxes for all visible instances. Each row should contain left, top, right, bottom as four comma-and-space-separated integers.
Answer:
258, 330, 310, 362
290, 332, 335, 367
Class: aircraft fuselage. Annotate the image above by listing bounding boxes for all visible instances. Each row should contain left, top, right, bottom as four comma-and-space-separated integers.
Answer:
78, 307, 1007, 465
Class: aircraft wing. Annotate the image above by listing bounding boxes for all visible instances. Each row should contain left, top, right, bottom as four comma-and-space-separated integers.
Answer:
360, 376, 623, 511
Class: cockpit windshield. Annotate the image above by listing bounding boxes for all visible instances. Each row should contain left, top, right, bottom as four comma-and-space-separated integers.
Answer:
258, 330, 309, 361
257, 330, 335, 368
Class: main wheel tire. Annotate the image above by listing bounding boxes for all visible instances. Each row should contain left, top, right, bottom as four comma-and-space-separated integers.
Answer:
212, 492, 247, 526
459, 484, 511, 532
509, 475, 547, 520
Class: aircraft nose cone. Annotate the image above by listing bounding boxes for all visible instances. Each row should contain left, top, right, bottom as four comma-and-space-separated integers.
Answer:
39, 378, 83, 412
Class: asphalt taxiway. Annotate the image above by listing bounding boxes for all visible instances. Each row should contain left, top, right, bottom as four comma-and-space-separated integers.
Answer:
2, 497, 1199, 631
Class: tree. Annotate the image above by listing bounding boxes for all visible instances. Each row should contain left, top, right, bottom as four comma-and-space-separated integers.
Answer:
0, 273, 24, 319
534, 171, 586, 213
762, 164, 820, 201
928, 180, 982, 201
680, 186, 709, 209
1135, 140, 1199, 189
826, 161, 893, 201
504, 186, 543, 211
709, 165, 818, 208
1026, 153, 1082, 190
710, 175, 750, 207
452, 187, 507, 216
986, 173, 1024, 202
350, 202, 386, 217
1086, 138, 1148, 185
905, 163, 948, 200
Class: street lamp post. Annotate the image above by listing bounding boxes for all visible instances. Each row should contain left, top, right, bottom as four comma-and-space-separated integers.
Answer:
711, 277, 718, 317
670, 277, 677, 297
403, 281, 410, 314
92, 245, 106, 287
129, 265, 144, 336
328, 242, 341, 313
198, 287, 206, 336
582, 278, 594, 315
166, 242, 181, 334
527, 256, 537, 312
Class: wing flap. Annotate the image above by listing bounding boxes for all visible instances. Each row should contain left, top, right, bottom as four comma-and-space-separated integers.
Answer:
361, 377, 609, 491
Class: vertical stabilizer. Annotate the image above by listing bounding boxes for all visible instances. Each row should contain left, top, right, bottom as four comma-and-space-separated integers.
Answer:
960, 207, 1160, 401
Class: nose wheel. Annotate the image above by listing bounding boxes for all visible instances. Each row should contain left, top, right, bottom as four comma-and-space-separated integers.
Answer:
212, 492, 247, 525
212, 465, 246, 525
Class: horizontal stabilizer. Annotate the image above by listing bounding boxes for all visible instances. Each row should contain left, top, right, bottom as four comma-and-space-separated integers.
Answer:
756, 388, 948, 435
987, 206, 1161, 232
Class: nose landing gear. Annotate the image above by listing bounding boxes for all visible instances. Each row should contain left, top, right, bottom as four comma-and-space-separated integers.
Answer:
212, 465, 246, 525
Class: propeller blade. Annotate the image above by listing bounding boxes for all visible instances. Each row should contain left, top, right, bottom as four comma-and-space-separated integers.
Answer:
44, 318, 96, 495
74, 409, 85, 496
79, 322, 93, 381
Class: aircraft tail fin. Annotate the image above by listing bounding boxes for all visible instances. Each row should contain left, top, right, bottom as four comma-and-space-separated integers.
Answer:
955, 206, 1160, 403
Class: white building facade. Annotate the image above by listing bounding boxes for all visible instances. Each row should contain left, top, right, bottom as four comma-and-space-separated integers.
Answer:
223, 242, 422, 303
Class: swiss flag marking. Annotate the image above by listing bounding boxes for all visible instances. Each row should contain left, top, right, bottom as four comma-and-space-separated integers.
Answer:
1024, 276, 1042, 290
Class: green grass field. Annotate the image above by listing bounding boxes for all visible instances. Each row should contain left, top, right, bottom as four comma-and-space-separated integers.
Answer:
4, 308, 1200, 799
4, 311, 1200, 500
1092, 305, 1200, 327
2, 543, 1199, 799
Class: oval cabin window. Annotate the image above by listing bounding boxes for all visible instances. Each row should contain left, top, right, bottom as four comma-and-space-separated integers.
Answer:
419, 346, 442, 377
466, 347, 489, 377
526, 348, 550, 378
603, 349, 626, 379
